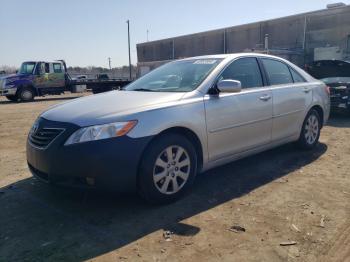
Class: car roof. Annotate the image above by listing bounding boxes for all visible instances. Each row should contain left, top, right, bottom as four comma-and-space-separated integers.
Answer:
22, 61, 64, 64
179, 53, 286, 61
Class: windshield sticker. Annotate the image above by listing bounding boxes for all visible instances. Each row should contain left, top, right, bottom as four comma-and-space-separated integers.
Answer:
193, 60, 217, 65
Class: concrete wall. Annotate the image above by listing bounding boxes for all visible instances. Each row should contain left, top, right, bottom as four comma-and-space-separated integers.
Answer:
137, 5, 350, 69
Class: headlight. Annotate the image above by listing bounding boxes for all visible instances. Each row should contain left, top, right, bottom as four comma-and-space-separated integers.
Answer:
64, 120, 137, 145
4, 84, 15, 89
0, 79, 5, 89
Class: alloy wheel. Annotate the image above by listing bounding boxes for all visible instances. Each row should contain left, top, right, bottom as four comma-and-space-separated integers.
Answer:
153, 145, 191, 195
304, 114, 319, 145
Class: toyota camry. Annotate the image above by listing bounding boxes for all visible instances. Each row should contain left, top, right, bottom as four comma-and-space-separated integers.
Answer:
27, 53, 330, 204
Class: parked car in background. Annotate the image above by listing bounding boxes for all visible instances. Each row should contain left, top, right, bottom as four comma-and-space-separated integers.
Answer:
306, 60, 350, 113
27, 53, 330, 204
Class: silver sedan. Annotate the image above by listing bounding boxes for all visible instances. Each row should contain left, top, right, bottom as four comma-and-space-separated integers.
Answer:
27, 53, 330, 204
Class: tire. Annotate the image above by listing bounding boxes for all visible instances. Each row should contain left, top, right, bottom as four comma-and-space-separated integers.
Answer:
5, 95, 18, 102
297, 109, 321, 150
92, 87, 112, 94
92, 89, 101, 94
18, 87, 35, 102
138, 133, 197, 204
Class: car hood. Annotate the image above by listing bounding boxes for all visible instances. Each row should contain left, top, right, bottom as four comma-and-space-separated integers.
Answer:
41, 91, 186, 126
1, 73, 33, 86
321, 77, 350, 85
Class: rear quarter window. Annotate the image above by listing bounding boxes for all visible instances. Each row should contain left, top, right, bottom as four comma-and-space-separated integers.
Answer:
290, 68, 306, 83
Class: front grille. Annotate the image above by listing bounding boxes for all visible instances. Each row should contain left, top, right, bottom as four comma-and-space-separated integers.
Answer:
29, 128, 64, 148
330, 93, 342, 105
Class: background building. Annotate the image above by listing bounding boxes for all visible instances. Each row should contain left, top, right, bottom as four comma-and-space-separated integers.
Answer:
136, 3, 350, 76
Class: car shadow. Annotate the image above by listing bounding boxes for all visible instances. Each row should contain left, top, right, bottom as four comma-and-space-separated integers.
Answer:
327, 112, 350, 128
0, 143, 327, 261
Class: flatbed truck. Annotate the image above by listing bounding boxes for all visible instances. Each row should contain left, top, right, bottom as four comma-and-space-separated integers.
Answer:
0, 60, 132, 102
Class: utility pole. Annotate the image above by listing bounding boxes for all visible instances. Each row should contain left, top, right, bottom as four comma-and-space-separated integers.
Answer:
147, 29, 149, 42
127, 20, 132, 80
108, 57, 111, 70
264, 34, 269, 54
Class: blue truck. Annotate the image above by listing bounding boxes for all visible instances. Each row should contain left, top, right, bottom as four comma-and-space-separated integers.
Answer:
0, 60, 131, 102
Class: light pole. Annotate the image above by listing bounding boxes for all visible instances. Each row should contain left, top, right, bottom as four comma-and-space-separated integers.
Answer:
108, 57, 111, 70
126, 20, 132, 80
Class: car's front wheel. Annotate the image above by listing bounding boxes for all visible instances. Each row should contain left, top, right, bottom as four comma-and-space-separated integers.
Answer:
18, 87, 35, 102
138, 133, 197, 204
298, 109, 321, 150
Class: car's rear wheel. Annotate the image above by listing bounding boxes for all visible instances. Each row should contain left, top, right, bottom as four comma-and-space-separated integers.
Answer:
138, 133, 197, 204
5, 95, 18, 102
297, 109, 321, 150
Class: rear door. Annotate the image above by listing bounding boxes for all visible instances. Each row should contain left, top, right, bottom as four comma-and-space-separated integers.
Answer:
205, 57, 273, 161
49, 63, 65, 88
260, 58, 312, 141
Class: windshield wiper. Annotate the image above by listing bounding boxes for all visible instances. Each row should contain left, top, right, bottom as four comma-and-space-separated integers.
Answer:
131, 88, 155, 92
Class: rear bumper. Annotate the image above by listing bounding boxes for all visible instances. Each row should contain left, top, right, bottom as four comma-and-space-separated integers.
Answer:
26, 117, 153, 192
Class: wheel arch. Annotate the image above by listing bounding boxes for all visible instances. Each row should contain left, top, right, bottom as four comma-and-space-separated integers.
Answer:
310, 104, 324, 128
139, 126, 204, 174
16, 84, 38, 96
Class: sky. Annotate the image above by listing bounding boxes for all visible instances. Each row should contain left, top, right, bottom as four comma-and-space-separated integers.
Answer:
0, 0, 349, 68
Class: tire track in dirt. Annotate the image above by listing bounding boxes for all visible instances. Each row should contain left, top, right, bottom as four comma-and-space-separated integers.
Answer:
320, 221, 350, 262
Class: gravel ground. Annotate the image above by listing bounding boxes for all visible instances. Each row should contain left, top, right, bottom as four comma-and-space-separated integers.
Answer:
0, 93, 349, 262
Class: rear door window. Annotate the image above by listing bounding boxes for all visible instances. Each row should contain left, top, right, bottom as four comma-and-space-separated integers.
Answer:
53, 63, 63, 73
262, 59, 293, 86
219, 57, 263, 88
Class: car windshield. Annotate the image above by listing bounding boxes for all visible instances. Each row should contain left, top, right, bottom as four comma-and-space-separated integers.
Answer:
19, 62, 36, 74
126, 58, 223, 92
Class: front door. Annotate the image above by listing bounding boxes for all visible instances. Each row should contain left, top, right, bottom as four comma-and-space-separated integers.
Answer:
204, 57, 273, 161
33, 62, 50, 88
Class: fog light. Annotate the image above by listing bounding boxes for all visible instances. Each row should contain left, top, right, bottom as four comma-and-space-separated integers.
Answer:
86, 177, 95, 186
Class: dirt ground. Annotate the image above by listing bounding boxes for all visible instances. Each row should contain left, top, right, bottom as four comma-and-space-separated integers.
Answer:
0, 93, 349, 262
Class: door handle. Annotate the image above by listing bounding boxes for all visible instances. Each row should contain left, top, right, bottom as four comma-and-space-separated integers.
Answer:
303, 87, 311, 93
259, 94, 271, 101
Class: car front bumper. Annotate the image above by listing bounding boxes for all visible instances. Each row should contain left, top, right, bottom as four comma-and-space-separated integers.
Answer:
0, 87, 17, 96
26, 117, 153, 192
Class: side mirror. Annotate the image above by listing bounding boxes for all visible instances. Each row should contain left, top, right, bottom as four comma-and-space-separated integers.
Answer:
217, 79, 242, 93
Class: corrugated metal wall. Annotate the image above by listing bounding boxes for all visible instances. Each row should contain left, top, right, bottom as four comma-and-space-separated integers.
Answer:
137, 5, 350, 67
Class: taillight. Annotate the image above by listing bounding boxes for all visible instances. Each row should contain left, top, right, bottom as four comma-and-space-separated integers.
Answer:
325, 86, 330, 96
